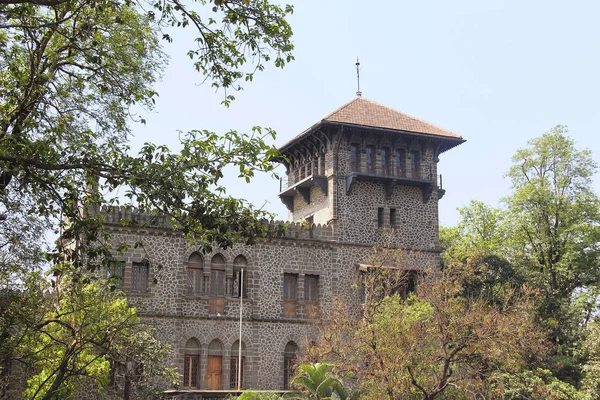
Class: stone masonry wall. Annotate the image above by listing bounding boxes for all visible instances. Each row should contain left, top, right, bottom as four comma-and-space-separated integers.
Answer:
334, 133, 440, 250
102, 220, 437, 394
95, 123, 446, 396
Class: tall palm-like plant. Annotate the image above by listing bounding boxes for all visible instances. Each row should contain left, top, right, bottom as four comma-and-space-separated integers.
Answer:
285, 363, 360, 400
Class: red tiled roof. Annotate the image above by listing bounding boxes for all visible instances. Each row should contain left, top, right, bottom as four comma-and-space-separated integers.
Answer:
323, 97, 462, 139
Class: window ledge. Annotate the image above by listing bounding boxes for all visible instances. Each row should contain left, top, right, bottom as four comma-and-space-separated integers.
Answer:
128, 290, 151, 297
184, 294, 208, 300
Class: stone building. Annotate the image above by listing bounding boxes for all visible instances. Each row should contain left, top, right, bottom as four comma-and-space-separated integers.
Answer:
102, 96, 464, 396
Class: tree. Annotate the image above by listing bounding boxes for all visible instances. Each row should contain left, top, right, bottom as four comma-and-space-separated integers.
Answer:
0, 0, 294, 267
0, 190, 49, 398
448, 200, 508, 257
309, 262, 547, 400
440, 201, 525, 307
505, 127, 600, 384
581, 322, 600, 399
506, 126, 600, 301
21, 271, 177, 400
0, 0, 295, 397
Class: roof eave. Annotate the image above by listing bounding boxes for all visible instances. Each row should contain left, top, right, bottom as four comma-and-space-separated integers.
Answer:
277, 120, 466, 156
321, 120, 465, 147
277, 120, 326, 154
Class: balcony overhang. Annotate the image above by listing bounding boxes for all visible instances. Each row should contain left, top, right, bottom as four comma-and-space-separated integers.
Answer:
345, 172, 437, 202
279, 175, 328, 211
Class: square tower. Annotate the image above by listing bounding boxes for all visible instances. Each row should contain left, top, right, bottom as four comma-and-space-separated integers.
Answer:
278, 96, 464, 249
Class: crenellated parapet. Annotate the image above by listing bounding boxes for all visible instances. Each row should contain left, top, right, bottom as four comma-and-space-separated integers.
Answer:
99, 205, 172, 228
263, 220, 334, 242
99, 206, 335, 242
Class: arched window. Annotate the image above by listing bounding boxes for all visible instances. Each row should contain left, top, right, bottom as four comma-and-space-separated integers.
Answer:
294, 160, 299, 183
283, 341, 298, 390
232, 255, 248, 298
319, 153, 326, 175
183, 338, 200, 389
394, 149, 405, 177
187, 252, 204, 296
299, 158, 306, 180
381, 147, 390, 175
350, 144, 359, 172
209, 255, 226, 313
230, 340, 246, 389
366, 145, 375, 173
207, 339, 223, 390
410, 150, 420, 178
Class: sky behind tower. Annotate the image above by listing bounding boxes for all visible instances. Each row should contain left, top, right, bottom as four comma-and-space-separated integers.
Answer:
129, 0, 600, 227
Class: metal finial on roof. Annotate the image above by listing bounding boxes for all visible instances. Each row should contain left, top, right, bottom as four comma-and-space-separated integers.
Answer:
355, 57, 362, 97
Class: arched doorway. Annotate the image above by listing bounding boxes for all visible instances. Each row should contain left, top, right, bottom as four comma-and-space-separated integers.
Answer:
283, 341, 298, 390
207, 339, 223, 390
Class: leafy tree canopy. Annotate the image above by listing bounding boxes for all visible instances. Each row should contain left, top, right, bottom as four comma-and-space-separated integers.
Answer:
310, 262, 546, 400
505, 126, 600, 300
0, 0, 295, 271
0, 0, 294, 397
441, 127, 600, 390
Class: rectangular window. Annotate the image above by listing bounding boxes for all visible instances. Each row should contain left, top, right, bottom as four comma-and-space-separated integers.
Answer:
319, 155, 326, 175
232, 269, 247, 298
304, 275, 318, 302
381, 148, 390, 175
350, 144, 359, 172
209, 270, 225, 313
390, 208, 397, 227
366, 146, 375, 172
210, 270, 225, 296
377, 207, 384, 228
410, 151, 420, 178
132, 262, 148, 292
187, 268, 202, 295
184, 355, 200, 388
304, 275, 319, 318
107, 261, 125, 289
203, 274, 210, 296
230, 356, 245, 389
283, 273, 297, 318
394, 149, 405, 176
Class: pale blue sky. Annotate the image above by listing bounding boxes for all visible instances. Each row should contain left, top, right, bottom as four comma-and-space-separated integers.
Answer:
130, 0, 600, 227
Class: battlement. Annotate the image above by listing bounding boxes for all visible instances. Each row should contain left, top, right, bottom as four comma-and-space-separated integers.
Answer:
263, 220, 334, 241
100, 205, 172, 228
99, 206, 335, 241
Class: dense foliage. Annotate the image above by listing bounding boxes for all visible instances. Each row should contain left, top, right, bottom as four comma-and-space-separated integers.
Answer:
440, 128, 600, 397
306, 127, 600, 400
0, 0, 294, 398
309, 265, 545, 400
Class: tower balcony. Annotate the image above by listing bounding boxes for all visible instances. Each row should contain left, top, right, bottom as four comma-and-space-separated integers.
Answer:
279, 175, 328, 211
